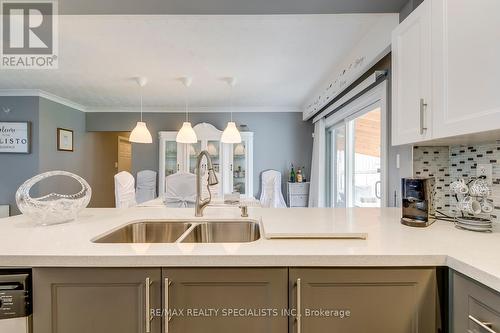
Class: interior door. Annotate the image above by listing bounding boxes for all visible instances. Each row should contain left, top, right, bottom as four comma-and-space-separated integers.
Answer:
117, 136, 132, 173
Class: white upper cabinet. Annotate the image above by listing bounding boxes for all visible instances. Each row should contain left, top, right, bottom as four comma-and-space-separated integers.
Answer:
392, 0, 500, 145
431, 0, 500, 138
158, 123, 254, 199
392, 0, 432, 145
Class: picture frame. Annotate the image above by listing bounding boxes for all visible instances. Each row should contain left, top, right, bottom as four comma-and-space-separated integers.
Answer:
0, 121, 31, 154
57, 128, 74, 152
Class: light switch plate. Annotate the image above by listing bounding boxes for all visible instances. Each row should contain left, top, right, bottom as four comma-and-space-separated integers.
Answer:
477, 163, 493, 185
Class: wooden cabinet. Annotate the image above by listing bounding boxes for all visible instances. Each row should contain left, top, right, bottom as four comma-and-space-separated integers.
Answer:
162, 268, 288, 333
451, 270, 500, 333
33, 268, 162, 333
392, 0, 500, 145
289, 268, 437, 333
159, 123, 254, 199
391, 0, 432, 145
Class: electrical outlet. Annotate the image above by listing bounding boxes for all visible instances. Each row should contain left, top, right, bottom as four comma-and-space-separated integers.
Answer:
477, 163, 493, 185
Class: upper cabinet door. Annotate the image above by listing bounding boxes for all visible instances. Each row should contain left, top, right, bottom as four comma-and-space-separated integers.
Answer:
391, 0, 432, 145
431, 0, 500, 139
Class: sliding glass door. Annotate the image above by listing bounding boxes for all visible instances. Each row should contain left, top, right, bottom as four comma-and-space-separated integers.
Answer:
351, 107, 382, 207
326, 124, 346, 207
325, 83, 387, 208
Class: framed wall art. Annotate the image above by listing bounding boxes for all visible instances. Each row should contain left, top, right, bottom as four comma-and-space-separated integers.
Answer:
57, 128, 74, 152
0, 121, 31, 154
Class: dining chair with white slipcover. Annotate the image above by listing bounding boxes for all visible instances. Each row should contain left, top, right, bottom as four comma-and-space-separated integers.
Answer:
164, 172, 196, 208
259, 170, 287, 208
114, 171, 137, 208
136, 170, 157, 204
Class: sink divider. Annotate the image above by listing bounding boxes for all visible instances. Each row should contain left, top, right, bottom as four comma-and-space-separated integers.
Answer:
175, 223, 199, 243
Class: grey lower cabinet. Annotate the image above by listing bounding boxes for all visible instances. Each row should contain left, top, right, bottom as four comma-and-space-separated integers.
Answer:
33, 268, 162, 333
162, 268, 288, 333
32, 267, 439, 333
289, 268, 438, 333
451, 270, 500, 333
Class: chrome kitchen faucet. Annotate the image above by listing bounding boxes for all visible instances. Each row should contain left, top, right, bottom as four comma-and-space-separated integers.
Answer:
195, 150, 219, 217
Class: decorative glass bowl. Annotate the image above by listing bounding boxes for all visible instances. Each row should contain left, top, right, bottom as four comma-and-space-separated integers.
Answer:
16, 171, 92, 225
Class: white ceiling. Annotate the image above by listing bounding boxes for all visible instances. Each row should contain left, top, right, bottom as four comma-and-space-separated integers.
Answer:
0, 14, 397, 112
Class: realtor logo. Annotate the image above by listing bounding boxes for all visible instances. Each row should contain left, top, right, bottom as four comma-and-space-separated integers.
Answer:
1, 0, 58, 69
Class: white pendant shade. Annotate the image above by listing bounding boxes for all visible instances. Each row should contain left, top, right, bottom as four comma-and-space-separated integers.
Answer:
129, 76, 152, 144
176, 122, 198, 143
221, 121, 241, 143
130, 121, 153, 143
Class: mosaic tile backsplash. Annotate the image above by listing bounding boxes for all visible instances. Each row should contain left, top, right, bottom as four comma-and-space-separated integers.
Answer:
413, 141, 500, 222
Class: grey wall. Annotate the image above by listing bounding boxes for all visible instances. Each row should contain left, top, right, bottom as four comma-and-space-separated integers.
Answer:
86, 112, 313, 198
0, 97, 40, 215
37, 98, 88, 195
0, 97, 101, 214
399, 0, 424, 22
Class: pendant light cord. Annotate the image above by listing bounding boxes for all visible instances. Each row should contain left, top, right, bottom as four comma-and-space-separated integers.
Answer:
185, 85, 189, 122
140, 91, 143, 122
230, 84, 233, 122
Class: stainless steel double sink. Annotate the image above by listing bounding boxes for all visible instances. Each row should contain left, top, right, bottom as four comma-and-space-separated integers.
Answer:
92, 220, 261, 244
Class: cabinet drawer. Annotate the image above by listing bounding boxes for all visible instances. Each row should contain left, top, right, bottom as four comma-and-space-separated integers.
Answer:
288, 183, 310, 195
289, 195, 308, 207
452, 271, 500, 333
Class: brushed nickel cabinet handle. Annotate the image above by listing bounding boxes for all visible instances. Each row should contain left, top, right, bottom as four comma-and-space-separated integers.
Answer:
296, 278, 302, 333
469, 315, 497, 333
165, 278, 171, 333
419, 98, 428, 135
145, 277, 153, 333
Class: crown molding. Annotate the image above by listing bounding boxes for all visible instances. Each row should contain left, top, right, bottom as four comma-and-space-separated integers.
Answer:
85, 106, 301, 113
0, 90, 301, 113
0, 89, 87, 112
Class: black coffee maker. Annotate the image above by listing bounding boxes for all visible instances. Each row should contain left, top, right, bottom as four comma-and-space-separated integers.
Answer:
401, 178, 435, 227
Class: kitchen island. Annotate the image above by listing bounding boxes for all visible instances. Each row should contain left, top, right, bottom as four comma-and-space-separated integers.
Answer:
0, 207, 499, 291
1, 207, 500, 333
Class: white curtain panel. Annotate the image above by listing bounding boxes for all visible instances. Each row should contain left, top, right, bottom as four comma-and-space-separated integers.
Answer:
308, 118, 326, 207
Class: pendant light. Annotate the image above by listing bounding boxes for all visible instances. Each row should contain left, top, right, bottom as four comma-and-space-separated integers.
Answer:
221, 77, 242, 144
129, 77, 153, 144
176, 77, 197, 143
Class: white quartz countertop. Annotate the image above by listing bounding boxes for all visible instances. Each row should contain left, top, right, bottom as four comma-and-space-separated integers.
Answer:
0, 207, 499, 292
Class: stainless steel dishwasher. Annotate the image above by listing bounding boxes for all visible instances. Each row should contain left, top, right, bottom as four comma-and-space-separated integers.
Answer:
0, 271, 32, 333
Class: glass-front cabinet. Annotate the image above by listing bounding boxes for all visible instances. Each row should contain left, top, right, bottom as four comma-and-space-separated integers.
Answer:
158, 123, 253, 199
223, 132, 253, 197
